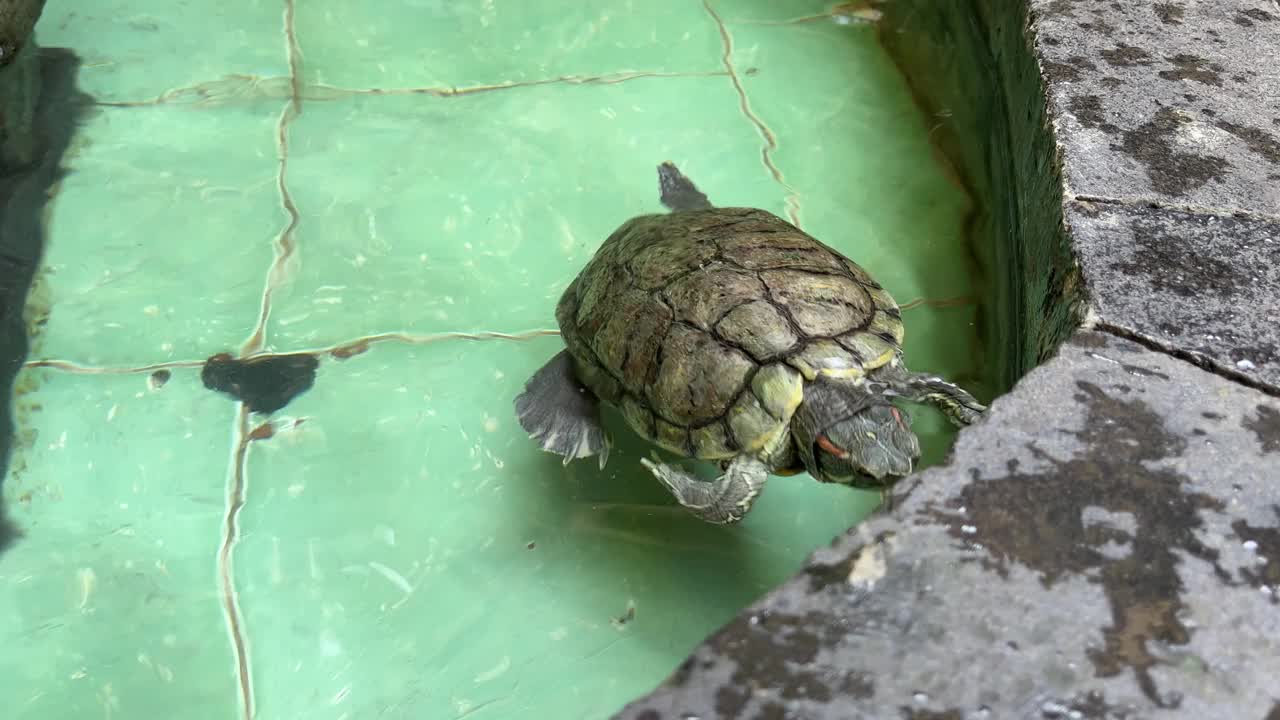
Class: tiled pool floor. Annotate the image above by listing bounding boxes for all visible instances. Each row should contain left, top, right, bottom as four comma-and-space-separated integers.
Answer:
2, 2, 984, 718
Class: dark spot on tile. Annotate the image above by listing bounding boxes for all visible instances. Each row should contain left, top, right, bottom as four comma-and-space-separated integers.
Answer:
148, 369, 171, 389
929, 382, 1224, 707
1240, 8, 1275, 22
1111, 223, 1241, 299
1153, 2, 1184, 24
1120, 108, 1230, 197
1213, 120, 1280, 164
1100, 76, 1123, 89
525, 540, 536, 550
1068, 95, 1119, 134
1231, 507, 1280, 601
201, 352, 319, 414
1201, 411, 1225, 420
1243, 405, 1280, 453
1157, 54, 1224, 86
613, 604, 636, 627
1233, 13, 1255, 27
1100, 44, 1152, 67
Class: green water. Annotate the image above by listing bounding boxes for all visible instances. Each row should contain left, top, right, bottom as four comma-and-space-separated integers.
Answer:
2, 2, 983, 718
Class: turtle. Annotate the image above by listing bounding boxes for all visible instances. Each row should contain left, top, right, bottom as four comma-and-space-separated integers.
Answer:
514, 162, 985, 524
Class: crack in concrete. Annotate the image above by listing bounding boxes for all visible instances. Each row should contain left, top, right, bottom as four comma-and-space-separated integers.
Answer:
1095, 321, 1280, 399
702, 0, 803, 228
1073, 193, 1280, 224
218, 407, 256, 720
20, 328, 560, 375
90, 70, 730, 109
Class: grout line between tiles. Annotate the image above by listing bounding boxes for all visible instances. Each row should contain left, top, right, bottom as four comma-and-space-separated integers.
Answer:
91, 70, 731, 109
218, 407, 256, 720
283, 0, 303, 113
701, 0, 803, 227
22, 328, 561, 375
240, 99, 301, 358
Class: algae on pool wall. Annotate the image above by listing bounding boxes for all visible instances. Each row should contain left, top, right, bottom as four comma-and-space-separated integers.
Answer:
5, 2, 989, 719
877, 0, 1088, 393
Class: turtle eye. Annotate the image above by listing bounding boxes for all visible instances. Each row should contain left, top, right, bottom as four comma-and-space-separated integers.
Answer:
816, 434, 850, 459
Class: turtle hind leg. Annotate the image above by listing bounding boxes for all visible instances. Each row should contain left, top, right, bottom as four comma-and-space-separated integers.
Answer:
640, 454, 768, 524
658, 161, 713, 212
514, 350, 610, 468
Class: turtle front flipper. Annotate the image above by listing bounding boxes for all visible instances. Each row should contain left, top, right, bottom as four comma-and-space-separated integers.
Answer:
640, 454, 768, 524
874, 364, 986, 426
515, 350, 610, 468
657, 161, 713, 212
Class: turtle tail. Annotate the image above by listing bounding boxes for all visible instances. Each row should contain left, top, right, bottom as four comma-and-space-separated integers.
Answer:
658, 161, 713, 212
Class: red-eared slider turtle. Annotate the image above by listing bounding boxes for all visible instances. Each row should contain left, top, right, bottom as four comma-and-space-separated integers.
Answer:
515, 162, 985, 524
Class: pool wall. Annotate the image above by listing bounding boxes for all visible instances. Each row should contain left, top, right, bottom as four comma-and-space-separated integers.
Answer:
879, 0, 1086, 394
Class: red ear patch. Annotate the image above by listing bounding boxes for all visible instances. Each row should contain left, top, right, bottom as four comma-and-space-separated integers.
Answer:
890, 406, 907, 430
816, 434, 850, 459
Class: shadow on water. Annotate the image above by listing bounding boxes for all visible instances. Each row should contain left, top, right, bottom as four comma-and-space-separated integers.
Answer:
515, 401, 882, 650
0, 47, 94, 555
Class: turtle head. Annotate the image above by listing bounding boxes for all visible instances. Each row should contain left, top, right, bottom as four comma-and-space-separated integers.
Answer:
792, 379, 920, 487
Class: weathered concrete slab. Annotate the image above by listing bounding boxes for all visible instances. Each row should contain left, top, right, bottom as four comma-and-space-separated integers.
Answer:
1068, 201, 1280, 389
615, 331, 1280, 719
1032, 0, 1280, 216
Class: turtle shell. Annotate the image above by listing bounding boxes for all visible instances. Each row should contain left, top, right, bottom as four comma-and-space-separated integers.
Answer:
556, 207, 903, 460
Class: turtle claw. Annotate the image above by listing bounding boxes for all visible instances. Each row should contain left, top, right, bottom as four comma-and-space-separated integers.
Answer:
641, 455, 769, 525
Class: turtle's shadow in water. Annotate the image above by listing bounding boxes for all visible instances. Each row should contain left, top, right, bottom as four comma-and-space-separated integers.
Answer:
511, 407, 802, 646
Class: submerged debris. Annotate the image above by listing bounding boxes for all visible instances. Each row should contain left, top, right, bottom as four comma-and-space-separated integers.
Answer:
148, 369, 171, 390
200, 352, 319, 413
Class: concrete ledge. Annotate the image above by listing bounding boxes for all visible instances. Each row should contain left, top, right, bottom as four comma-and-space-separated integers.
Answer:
616, 332, 1280, 719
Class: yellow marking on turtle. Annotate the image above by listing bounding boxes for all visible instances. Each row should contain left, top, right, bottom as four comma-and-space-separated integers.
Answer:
839, 331, 898, 372
815, 366, 869, 381
724, 364, 806, 455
